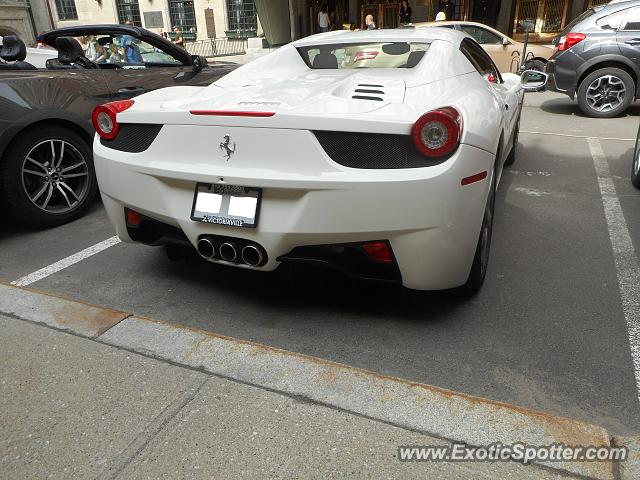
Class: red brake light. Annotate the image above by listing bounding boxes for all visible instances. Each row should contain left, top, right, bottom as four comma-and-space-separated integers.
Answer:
355, 51, 379, 61
362, 241, 393, 264
557, 33, 585, 52
411, 107, 463, 158
189, 110, 275, 117
92, 100, 134, 140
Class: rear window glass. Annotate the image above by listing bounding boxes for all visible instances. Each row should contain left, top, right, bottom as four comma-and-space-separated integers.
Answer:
562, 9, 595, 34
596, 9, 628, 29
297, 42, 430, 69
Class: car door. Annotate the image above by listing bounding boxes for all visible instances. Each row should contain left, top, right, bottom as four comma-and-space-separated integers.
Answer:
617, 6, 640, 70
459, 24, 518, 73
89, 33, 197, 101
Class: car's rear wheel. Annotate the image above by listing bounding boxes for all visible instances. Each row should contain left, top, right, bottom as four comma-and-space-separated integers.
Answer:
0, 126, 96, 228
577, 68, 634, 118
461, 161, 497, 294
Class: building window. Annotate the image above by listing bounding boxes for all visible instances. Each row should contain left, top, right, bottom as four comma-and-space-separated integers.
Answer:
514, 0, 569, 35
54, 0, 78, 21
169, 0, 197, 33
226, 0, 257, 37
116, 0, 142, 26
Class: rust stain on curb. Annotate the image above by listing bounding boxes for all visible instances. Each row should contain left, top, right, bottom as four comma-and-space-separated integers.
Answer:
0, 283, 128, 338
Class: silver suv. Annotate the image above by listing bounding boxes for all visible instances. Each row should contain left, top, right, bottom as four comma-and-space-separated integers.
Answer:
546, 0, 640, 117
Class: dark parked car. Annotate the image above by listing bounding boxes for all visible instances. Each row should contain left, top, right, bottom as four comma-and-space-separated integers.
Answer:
546, 0, 640, 117
0, 25, 236, 228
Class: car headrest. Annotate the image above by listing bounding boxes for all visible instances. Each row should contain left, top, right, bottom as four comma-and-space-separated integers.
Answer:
55, 36, 85, 64
0, 35, 27, 62
312, 52, 338, 69
405, 50, 426, 68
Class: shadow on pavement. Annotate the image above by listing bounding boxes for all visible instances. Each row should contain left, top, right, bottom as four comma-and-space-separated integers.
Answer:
539, 98, 640, 118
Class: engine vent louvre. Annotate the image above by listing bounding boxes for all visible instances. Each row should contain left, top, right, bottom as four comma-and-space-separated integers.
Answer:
354, 88, 384, 94
352, 95, 384, 101
352, 83, 385, 102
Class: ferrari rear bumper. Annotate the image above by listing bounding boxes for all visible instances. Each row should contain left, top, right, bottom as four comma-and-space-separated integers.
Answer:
95, 134, 495, 290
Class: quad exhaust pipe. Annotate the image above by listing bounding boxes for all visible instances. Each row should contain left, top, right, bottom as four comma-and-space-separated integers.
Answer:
196, 238, 215, 259
241, 245, 265, 267
196, 236, 266, 266
219, 242, 238, 262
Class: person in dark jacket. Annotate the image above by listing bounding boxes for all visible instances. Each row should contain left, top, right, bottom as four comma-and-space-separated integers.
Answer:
399, 1, 412, 24
438, 0, 455, 21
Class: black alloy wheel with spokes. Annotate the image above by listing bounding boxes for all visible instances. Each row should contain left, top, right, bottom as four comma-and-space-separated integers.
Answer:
461, 158, 497, 294
0, 126, 97, 228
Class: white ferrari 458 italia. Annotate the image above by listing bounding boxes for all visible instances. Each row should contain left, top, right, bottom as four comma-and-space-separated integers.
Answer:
93, 28, 542, 293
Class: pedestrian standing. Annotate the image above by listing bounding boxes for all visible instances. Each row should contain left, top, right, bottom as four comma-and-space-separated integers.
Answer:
399, 1, 412, 25
365, 14, 377, 30
438, 0, 455, 21
318, 5, 331, 33
173, 27, 184, 47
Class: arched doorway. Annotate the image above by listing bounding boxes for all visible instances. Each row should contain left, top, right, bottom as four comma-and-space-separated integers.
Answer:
0, 26, 19, 37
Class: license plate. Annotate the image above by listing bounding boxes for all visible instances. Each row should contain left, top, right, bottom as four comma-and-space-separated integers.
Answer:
191, 183, 261, 228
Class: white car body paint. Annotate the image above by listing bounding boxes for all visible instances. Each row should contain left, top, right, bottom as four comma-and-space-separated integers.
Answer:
94, 28, 524, 290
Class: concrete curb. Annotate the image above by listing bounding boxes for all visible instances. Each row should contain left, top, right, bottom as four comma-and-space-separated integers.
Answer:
0, 283, 127, 338
0, 283, 633, 479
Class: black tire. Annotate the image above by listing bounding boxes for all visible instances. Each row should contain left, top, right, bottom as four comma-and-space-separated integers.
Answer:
524, 58, 545, 73
461, 160, 497, 294
632, 133, 640, 189
0, 125, 96, 228
503, 116, 520, 167
577, 67, 635, 118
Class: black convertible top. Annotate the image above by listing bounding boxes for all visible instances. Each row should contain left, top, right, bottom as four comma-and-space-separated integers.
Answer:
38, 24, 193, 65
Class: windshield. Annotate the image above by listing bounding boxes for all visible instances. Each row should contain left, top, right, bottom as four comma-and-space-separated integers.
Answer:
70, 34, 182, 67
297, 42, 430, 69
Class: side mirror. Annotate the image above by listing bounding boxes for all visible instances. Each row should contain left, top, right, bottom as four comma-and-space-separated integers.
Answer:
191, 54, 207, 72
520, 69, 547, 92
502, 37, 510, 46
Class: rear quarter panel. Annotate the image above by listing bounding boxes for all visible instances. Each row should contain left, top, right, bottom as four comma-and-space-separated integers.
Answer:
404, 72, 504, 157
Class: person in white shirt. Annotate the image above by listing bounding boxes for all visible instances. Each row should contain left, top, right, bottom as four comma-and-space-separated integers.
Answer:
365, 15, 376, 30
318, 5, 332, 33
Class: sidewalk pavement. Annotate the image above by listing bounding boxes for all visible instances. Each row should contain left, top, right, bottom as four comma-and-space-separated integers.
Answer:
0, 283, 637, 479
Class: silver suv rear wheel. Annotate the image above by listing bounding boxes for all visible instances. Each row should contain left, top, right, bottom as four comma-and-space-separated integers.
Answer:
577, 67, 634, 118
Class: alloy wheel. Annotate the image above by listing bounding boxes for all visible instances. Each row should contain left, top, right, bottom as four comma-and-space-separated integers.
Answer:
21, 139, 90, 214
479, 172, 495, 277
585, 75, 626, 113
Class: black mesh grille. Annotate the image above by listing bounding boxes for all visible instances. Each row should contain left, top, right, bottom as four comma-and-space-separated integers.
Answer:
313, 131, 447, 169
100, 124, 162, 153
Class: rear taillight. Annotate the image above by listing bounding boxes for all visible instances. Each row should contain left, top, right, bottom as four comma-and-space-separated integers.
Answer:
411, 107, 463, 158
557, 33, 585, 52
355, 51, 378, 61
92, 100, 135, 140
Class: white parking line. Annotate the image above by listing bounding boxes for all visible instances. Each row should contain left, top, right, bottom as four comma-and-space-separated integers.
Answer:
11, 236, 122, 287
522, 131, 635, 142
587, 137, 640, 403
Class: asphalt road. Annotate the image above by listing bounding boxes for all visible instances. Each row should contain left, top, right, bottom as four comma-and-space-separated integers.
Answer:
2, 91, 639, 435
